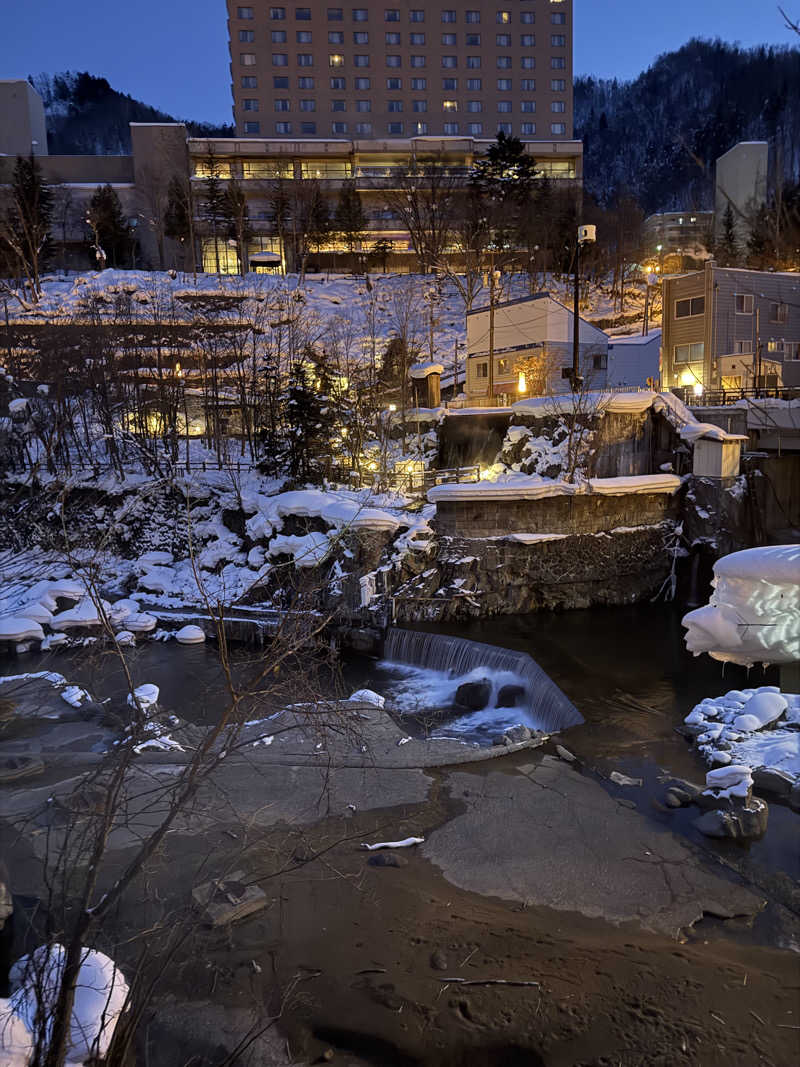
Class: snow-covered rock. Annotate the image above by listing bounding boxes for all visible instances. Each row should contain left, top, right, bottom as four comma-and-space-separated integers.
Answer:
0, 617, 45, 642
123, 613, 157, 634
0, 997, 33, 1066
50, 598, 111, 631
175, 625, 205, 644
127, 683, 159, 709
349, 688, 385, 708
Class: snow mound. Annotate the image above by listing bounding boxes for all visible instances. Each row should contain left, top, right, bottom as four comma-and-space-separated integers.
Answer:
0, 617, 45, 642
268, 532, 331, 568
682, 545, 800, 666
175, 625, 205, 644
127, 684, 159, 709
349, 688, 385, 708
50, 598, 112, 631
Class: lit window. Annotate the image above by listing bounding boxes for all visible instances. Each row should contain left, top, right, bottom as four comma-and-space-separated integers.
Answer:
550, 122, 566, 134
411, 77, 426, 89
239, 29, 255, 41
241, 52, 257, 65
329, 53, 345, 66
414, 121, 428, 134
735, 294, 754, 314
243, 120, 260, 133
521, 101, 535, 113
299, 99, 316, 111
329, 30, 344, 42
329, 76, 344, 88
237, 6, 254, 17
497, 78, 511, 90
442, 99, 458, 111
497, 11, 510, 24
274, 99, 290, 111
243, 98, 259, 111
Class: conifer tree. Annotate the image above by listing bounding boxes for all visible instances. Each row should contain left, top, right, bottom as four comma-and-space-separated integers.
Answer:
0, 154, 53, 300
334, 182, 366, 272
86, 184, 132, 268
717, 203, 740, 266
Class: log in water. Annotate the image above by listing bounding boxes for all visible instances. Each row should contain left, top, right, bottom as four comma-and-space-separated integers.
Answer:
383, 628, 583, 733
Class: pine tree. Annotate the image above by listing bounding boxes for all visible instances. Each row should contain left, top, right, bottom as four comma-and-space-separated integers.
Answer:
222, 177, 253, 276
281, 349, 335, 484
334, 182, 366, 271
717, 203, 740, 266
0, 154, 53, 300
86, 184, 132, 268
201, 151, 227, 274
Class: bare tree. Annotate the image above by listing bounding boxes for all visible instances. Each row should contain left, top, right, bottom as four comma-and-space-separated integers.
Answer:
383, 156, 456, 273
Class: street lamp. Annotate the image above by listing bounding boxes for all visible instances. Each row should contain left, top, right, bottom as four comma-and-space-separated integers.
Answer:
571, 224, 596, 389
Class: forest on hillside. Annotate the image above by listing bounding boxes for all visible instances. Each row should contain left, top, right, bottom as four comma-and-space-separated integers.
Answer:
29, 72, 233, 155
575, 39, 800, 212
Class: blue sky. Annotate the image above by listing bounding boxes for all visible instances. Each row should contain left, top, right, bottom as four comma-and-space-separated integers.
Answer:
2, 1, 797, 124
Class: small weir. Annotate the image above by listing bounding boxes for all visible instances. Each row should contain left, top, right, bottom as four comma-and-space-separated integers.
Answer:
383, 628, 583, 733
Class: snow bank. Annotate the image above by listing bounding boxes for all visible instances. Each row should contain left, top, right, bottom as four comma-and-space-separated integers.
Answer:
511, 390, 657, 417
252, 488, 402, 534
268, 532, 331, 568
682, 545, 800, 666
8, 945, 129, 1065
428, 472, 681, 503
50, 598, 112, 631
0, 617, 45, 642
684, 687, 800, 782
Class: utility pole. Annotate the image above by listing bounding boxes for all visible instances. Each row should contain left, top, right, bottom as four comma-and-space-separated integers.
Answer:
453, 338, 459, 394
754, 306, 763, 395
488, 258, 498, 406
571, 225, 596, 390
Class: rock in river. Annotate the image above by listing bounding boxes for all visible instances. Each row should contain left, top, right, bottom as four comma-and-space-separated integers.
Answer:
454, 679, 491, 710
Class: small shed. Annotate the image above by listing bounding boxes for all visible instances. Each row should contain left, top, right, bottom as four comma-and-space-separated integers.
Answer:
409, 361, 444, 408
693, 435, 748, 479
607, 330, 662, 389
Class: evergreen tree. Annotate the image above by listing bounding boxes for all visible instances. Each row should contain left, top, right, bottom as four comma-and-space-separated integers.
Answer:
201, 152, 227, 273
281, 349, 335, 484
86, 184, 132, 268
717, 203, 740, 266
334, 182, 366, 271
746, 203, 773, 269
222, 177, 253, 276
470, 132, 538, 251
0, 154, 53, 300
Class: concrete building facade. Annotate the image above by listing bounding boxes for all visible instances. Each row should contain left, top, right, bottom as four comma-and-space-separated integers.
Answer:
661, 260, 800, 393
226, 1, 574, 142
0, 80, 48, 157
714, 141, 768, 246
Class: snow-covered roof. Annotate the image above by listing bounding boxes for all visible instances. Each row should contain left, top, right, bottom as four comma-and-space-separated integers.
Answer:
607, 330, 662, 347
427, 472, 681, 503
511, 390, 657, 417
409, 361, 445, 379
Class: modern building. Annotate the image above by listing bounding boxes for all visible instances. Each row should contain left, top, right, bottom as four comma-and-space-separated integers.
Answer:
641, 212, 712, 268
661, 260, 800, 393
464, 291, 608, 404
714, 141, 768, 247
0, 80, 48, 157
606, 330, 661, 389
226, 1, 574, 142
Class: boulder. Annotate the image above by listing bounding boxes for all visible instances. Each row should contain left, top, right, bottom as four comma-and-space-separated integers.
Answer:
664, 787, 693, 808
693, 798, 768, 840
497, 724, 532, 746
454, 680, 491, 710
496, 684, 526, 708
752, 767, 795, 798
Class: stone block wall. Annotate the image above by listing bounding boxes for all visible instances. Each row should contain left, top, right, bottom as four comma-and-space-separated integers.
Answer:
433, 490, 678, 539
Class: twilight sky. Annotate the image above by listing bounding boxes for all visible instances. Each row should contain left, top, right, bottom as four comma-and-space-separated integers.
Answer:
3, 1, 797, 125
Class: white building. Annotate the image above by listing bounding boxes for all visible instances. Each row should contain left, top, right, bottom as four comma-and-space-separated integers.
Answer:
465, 292, 609, 405
607, 330, 662, 389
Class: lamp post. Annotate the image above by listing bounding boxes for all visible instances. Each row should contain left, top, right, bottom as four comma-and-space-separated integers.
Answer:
571, 224, 596, 390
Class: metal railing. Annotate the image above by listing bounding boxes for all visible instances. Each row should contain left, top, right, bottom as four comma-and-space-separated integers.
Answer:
686, 386, 800, 407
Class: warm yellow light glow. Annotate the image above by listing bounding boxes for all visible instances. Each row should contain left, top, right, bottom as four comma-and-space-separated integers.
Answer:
679, 369, 699, 387
517, 372, 527, 393
693, 383, 704, 397
329, 53, 344, 66
388, 403, 397, 412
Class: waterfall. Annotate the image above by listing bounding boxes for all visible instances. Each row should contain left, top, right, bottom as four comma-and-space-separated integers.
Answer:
383, 628, 583, 733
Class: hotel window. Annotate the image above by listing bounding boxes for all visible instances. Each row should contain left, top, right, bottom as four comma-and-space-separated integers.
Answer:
301, 122, 317, 134
735, 293, 754, 314
443, 122, 459, 134
410, 32, 425, 44
442, 78, 457, 90
675, 297, 705, 318
356, 99, 371, 111
551, 101, 566, 112
241, 76, 258, 88
352, 8, 368, 20
354, 55, 370, 66
331, 99, 346, 111
239, 29, 255, 41
497, 78, 511, 90
466, 33, 481, 46
243, 98, 259, 111
329, 76, 344, 88
521, 78, 535, 90
466, 56, 481, 68
521, 56, 535, 69
443, 33, 458, 45
675, 342, 704, 364
328, 7, 343, 19
241, 52, 257, 64
770, 302, 788, 323
442, 56, 457, 68
467, 100, 482, 112
497, 11, 510, 23
332, 121, 348, 133
521, 11, 534, 24
414, 121, 428, 134
551, 78, 566, 90
296, 31, 312, 42
521, 34, 535, 46
521, 101, 535, 112
411, 77, 427, 89
497, 56, 511, 69
273, 76, 289, 87
243, 121, 260, 133
467, 122, 483, 134
275, 121, 292, 133
467, 77, 482, 90
329, 53, 345, 65
413, 99, 427, 112
354, 77, 370, 88
271, 30, 287, 41
497, 101, 512, 113
411, 55, 426, 67
410, 9, 424, 22
385, 8, 400, 20
466, 11, 480, 23
551, 11, 566, 24
299, 99, 316, 111
550, 122, 566, 134
328, 30, 344, 42
270, 7, 285, 18
551, 34, 566, 46
442, 11, 456, 23
387, 77, 402, 89
297, 53, 313, 66
271, 53, 287, 65
237, 6, 254, 17
386, 32, 401, 44
355, 121, 372, 134
387, 55, 402, 67
521, 122, 536, 134
387, 121, 404, 133
296, 7, 311, 19
443, 99, 458, 111
388, 100, 403, 112
551, 56, 566, 68
496, 34, 511, 46
274, 99, 290, 111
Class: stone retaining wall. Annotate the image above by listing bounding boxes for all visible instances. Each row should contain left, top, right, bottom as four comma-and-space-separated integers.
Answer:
433, 489, 678, 539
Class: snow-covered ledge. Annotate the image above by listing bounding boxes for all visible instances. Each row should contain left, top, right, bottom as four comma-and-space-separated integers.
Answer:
428, 473, 681, 504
